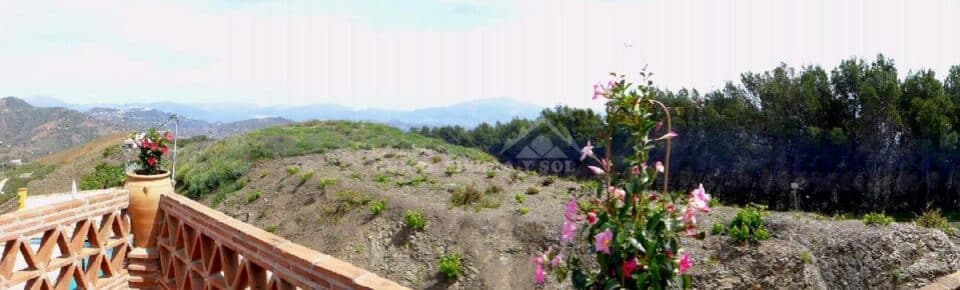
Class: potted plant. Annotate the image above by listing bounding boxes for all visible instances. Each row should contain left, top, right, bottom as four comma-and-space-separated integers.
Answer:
124, 128, 174, 248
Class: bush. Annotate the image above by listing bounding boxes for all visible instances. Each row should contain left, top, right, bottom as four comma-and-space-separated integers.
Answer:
431, 155, 443, 163
728, 205, 770, 243
396, 175, 430, 187
322, 190, 373, 222
317, 178, 338, 191
286, 166, 300, 175
711, 222, 726, 235
80, 162, 126, 190
444, 164, 460, 176
450, 184, 482, 208
404, 210, 427, 230
525, 186, 540, 195
514, 193, 526, 204
486, 169, 497, 179
375, 173, 391, 184
862, 212, 894, 225
484, 184, 503, 195
916, 209, 952, 233
516, 207, 530, 215
541, 176, 557, 186
369, 199, 387, 215
265, 224, 279, 233
299, 171, 315, 185
439, 253, 464, 280
246, 190, 262, 204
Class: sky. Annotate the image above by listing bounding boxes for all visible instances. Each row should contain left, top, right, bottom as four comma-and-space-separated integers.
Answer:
1, 0, 959, 110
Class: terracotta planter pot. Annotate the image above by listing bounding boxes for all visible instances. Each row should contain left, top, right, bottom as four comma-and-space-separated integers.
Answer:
125, 170, 173, 248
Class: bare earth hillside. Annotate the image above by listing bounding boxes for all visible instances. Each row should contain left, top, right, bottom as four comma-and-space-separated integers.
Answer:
206, 147, 960, 289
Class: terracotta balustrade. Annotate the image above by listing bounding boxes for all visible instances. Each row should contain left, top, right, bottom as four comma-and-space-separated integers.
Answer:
0, 189, 407, 290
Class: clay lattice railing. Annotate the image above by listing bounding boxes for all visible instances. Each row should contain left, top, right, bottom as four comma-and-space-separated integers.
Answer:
0, 189, 132, 289
155, 193, 407, 290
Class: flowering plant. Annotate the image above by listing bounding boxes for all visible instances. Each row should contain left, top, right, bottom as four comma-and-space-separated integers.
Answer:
130, 128, 174, 175
534, 72, 710, 289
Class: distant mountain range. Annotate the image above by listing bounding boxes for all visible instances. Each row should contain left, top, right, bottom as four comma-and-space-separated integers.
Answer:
2, 96, 544, 161
21, 96, 545, 128
0, 97, 121, 161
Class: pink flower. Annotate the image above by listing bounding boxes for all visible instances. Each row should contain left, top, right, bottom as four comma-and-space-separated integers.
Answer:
586, 211, 597, 224
631, 166, 640, 176
551, 253, 563, 267
147, 157, 157, 166
594, 229, 613, 254
587, 166, 605, 175
580, 141, 595, 161
649, 193, 659, 201
561, 221, 577, 242
607, 186, 626, 200
656, 131, 678, 140
166, 132, 174, 141
593, 83, 604, 99
678, 253, 693, 274
655, 161, 665, 173
690, 183, 712, 212
622, 257, 638, 277
161, 146, 169, 155
666, 203, 676, 213
564, 199, 580, 222
681, 206, 697, 226
655, 121, 663, 132
535, 264, 546, 284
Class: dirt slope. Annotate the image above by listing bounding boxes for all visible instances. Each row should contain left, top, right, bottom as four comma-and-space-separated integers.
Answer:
208, 147, 960, 290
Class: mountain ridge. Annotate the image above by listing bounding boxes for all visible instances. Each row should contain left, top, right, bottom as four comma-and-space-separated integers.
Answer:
21, 96, 545, 128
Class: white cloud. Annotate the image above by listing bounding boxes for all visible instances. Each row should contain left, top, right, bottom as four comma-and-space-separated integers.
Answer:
0, 0, 958, 110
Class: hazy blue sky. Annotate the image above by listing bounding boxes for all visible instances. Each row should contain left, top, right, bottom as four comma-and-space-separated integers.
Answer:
1, 0, 958, 110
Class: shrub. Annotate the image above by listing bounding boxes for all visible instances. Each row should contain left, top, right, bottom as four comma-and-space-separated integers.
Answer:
430, 155, 443, 163
525, 187, 540, 195
369, 199, 387, 215
383, 152, 397, 158
486, 169, 497, 179
541, 176, 557, 186
396, 175, 430, 187
450, 184, 482, 208
375, 173, 391, 184
246, 190, 262, 204
286, 166, 300, 175
711, 222, 726, 235
514, 193, 526, 204
509, 171, 525, 183
708, 196, 720, 208
862, 212, 894, 225
801, 252, 812, 264
299, 171, 315, 185
439, 253, 464, 280
444, 164, 460, 176
916, 209, 952, 233
516, 207, 530, 215
265, 224, 279, 233
728, 205, 770, 243
316, 178, 338, 191
404, 210, 427, 230
485, 184, 504, 195
323, 190, 373, 222
80, 162, 126, 190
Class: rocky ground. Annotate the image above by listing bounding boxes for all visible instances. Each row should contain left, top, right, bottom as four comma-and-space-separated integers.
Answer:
687, 207, 960, 289
206, 147, 960, 290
